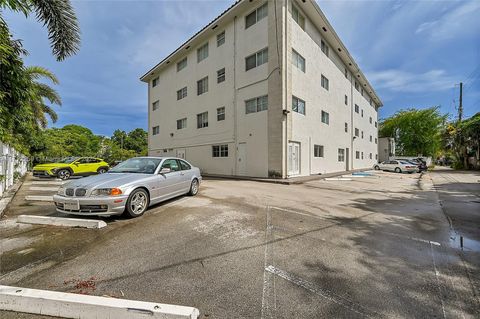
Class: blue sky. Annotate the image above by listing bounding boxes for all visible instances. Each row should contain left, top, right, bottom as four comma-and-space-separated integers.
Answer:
4, 0, 480, 136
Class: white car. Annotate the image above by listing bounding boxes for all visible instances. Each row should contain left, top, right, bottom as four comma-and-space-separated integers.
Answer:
373, 160, 418, 173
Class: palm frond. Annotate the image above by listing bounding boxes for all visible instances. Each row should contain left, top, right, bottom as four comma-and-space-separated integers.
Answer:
42, 104, 58, 123
33, 82, 62, 105
25, 65, 59, 84
32, 0, 81, 61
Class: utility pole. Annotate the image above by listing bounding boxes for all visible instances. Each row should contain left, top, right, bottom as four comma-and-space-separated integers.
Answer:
458, 82, 463, 122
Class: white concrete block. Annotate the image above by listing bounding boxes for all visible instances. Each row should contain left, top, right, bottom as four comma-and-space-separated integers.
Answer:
17, 215, 107, 229
25, 195, 53, 201
324, 178, 352, 181
0, 285, 200, 319
29, 186, 59, 191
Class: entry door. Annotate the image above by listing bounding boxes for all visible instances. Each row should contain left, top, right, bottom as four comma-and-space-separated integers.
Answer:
237, 143, 247, 176
176, 149, 186, 159
288, 142, 300, 176
346, 148, 350, 171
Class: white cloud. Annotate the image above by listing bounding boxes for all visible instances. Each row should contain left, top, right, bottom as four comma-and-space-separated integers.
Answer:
367, 69, 458, 93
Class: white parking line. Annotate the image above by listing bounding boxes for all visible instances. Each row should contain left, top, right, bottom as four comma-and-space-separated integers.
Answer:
25, 195, 53, 202
0, 285, 200, 319
29, 187, 59, 192
324, 178, 352, 181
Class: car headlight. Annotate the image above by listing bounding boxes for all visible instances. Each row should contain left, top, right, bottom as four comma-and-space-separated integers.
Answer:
57, 187, 65, 195
90, 188, 123, 196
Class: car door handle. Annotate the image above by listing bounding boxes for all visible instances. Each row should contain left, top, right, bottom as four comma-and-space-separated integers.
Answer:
180, 172, 185, 176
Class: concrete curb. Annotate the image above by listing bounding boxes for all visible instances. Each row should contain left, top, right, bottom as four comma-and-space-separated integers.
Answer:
29, 186, 59, 191
0, 177, 25, 219
25, 195, 53, 201
17, 215, 107, 229
0, 285, 200, 319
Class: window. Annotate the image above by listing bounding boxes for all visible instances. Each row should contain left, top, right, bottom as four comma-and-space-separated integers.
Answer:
217, 31, 225, 47
321, 40, 329, 57
152, 77, 159, 87
197, 42, 209, 62
375, 154, 378, 160
361, 88, 364, 96
177, 57, 187, 72
217, 68, 225, 83
177, 118, 187, 130
361, 152, 364, 159
375, 121, 378, 128
245, 95, 268, 114
152, 126, 159, 135
355, 104, 359, 113
345, 95, 348, 105
345, 122, 348, 133
361, 131, 364, 139
369, 116, 372, 124
212, 145, 228, 157
375, 137, 378, 144
177, 87, 187, 100
355, 81, 359, 91
314, 145, 324, 158
355, 128, 359, 137
292, 49, 305, 72
361, 109, 364, 117
197, 76, 208, 95
356, 151, 360, 159
292, 96, 305, 115
245, 3, 268, 29
369, 153, 372, 160
246, 48, 268, 71
292, 5, 305, 29
161, 159, 179, 172
344, 68, 348, 78
321, 111, 329, 124
152, 100, 159, 111
217, 107, 225, 121
321, 75, 329, 90
369, 135, 372, 142
338, 148, 345, 162
197, 112, 208, 128
179, 160, 191, 170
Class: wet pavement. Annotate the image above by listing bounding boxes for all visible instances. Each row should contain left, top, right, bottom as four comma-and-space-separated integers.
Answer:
0, 168, 479, 318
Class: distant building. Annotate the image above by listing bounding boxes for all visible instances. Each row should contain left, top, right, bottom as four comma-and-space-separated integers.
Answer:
141, 0, 382, 178
378, 137, 395, 163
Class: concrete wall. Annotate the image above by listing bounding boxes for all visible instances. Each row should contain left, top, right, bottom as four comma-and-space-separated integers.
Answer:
0, 143, 29, 197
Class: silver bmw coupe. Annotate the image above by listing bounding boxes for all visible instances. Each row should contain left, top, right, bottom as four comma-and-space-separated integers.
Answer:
53, 157, 202, 218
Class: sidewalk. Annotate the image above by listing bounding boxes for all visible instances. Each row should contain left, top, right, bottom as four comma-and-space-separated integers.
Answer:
0, 177, 25, 219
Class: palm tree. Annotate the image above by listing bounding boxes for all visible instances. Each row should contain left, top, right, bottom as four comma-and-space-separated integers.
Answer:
25, 66, 61, 128
0, 0, 80, 61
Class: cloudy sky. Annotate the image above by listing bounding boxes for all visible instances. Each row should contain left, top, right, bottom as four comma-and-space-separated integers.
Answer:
4, 0, 480, 136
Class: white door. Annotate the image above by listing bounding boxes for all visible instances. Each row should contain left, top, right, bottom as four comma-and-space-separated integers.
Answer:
237, 143, 247, 176
288, 142, 300, 176
176, 149, 186, 159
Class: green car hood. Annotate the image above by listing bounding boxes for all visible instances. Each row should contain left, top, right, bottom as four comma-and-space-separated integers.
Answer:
33, 163, 71, 170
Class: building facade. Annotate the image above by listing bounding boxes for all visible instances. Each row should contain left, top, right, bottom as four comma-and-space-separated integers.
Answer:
141, 0, 382, 178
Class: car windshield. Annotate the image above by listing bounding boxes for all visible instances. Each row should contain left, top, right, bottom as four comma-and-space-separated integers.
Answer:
59, 157, 79, 164
108, 158, 161, 174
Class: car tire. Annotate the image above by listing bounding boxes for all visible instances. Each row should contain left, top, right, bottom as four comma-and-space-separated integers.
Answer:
374, 165, 380, 170
394, 167, 402, 173
188, 178, 199, 196
124, 188, 149, 218
97, 168, 108, 174
57, 169, 71, 180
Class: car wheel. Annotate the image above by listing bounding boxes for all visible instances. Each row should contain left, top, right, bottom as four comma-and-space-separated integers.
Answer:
124, 188, 149, 218
394, 167, 402, 173
188, 178, 199, 196
57, 169, 71, 180
98, 168, 108, 174
374, 165, 380, 170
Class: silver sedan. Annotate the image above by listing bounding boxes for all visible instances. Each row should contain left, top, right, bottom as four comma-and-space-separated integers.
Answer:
373, 160, 418, 173
53, 157, 202, 218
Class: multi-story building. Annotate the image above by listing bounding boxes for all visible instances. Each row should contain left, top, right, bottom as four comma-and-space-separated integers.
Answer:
141, 0, 382, 178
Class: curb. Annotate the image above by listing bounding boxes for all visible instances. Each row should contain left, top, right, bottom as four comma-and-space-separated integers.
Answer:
0, 176, 25, 219
0, 285, 200, 319
17, 215, 107, 229
25, 195, 53, 201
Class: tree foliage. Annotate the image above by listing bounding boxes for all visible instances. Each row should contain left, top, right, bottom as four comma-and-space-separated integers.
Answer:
443, 113, 480, 169
379, 107, 447, 157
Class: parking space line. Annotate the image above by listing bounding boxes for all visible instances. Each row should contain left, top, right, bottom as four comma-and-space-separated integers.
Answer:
269, 206, 334, 223
429, 243, 447, 319
261, 207, 276, 319
265, 265, 381, 318
28, 187, 59, 192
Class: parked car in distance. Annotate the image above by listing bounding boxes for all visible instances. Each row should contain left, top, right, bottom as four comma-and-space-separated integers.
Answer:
373, 160, 418, 173
33, 157, 109, 180
395, 158, 427, 172
53, 157, 202, 218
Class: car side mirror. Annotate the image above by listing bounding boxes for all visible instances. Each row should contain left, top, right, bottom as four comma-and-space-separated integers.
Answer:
74, 162, 79, 166
160, 167, 171, 174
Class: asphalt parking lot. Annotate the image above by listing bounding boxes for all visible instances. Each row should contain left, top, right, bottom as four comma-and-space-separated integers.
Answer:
1, 168, 479, 318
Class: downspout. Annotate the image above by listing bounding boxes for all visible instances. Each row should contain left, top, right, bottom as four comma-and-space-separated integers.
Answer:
283, 0, 289, 178
233, 16, 238, 175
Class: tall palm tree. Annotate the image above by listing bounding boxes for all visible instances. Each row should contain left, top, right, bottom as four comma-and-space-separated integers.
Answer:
0, 0, 80, 61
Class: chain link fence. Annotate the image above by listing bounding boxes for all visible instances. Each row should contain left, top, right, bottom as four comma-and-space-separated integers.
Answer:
0, 142, 29, 198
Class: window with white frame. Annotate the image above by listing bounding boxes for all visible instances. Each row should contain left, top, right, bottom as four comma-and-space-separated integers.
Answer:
369, 116, 372, 124
321, 75, 329, 90
369, 153, 372, 159
375, 121, 378, 128
375, 137, 378, 144
176, 87, 187, 100
245, 95, 268, 114
321, 111, 329, 124
321, 40, 329, 57
345, 95, 348, 105
345, 122, 348, 133
375, 154, 378, 160
197, 112, 208, 128
246, 48, 268, 71
177, 57, 187, 72
177, 118, 187, 130
152, 126, 159, 135
292, 96, 305, 115
361, 109, 364, 117
361, 131, 364, 139
292, 4, 305, 30
197, 42, 209, 62
217, 107, 225, 121
245, 3, 268, 29
212, 145, 228, 157
152, 77, 159, 87
217, 68, 225, 83
217, 31, 225, 47
355, 81, 359, 91
355, 104, 359, 113
152, 100, 159, 111
314, 145, 324, 158
338, 148, 345, 162
361, 152, 364, 159
370, 135, 372, 142
355, 128, 359, 137
292, 49, 305, 72
197, 76, 208, 95
356, 151, 360, 159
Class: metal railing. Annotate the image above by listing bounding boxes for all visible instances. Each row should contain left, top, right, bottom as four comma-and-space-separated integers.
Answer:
0, 142, 29, 198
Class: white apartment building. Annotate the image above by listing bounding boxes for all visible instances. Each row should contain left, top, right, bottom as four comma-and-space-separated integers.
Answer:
141, 0, 382, 178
